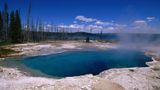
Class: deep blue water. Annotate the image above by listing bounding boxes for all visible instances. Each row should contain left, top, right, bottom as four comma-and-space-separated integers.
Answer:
22, 49, 151, 77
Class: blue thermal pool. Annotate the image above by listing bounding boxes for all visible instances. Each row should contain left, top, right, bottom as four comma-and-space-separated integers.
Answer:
21, 49, 151, 77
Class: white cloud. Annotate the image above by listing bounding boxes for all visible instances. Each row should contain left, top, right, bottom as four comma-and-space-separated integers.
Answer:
69, 24, 84, 29
134, 20, 147, 27
106, 27, 115, 30
58, 16, 160, 33
132, 20, 154, 33
147, 17, 155, 21
58, 25, 69, 28
75, 16, 97, 22
95, 21, 113, 26
59, 24, 84, 29
87, 25, 103, 29
134, 20, 147, 24
46, 24, 52, 27
115, 24, 127, 27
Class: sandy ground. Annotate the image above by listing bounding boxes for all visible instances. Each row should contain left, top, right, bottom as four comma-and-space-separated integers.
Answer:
0, 40, 160, 90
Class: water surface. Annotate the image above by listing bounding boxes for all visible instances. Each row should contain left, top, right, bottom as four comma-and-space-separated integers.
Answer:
22, 49, 151, 77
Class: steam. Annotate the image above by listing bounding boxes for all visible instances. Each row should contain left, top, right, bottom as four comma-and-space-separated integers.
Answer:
116, 27, 160, 51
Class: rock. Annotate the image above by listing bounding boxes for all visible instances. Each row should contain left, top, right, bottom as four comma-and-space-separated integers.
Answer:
128, 69, 135, 72
98, 67, 160, 90
92, 78, 125, 90
155, 58, 160, 61
147, 61, 160, 70
151, 66, 160, 71
0, 67, 3, 72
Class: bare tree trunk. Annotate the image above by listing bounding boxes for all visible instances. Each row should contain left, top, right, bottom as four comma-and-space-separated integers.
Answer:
100, 29, 103, 41
35, 19, 39, 42
26, 0, 32, 42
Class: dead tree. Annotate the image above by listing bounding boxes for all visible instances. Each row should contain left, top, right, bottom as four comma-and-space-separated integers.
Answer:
26, 0, 32, 42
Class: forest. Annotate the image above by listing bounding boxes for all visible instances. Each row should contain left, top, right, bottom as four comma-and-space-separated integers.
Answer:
0, 1, 98, 44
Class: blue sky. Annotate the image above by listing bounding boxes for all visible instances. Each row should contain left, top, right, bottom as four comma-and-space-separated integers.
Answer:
0, 0, 160, 33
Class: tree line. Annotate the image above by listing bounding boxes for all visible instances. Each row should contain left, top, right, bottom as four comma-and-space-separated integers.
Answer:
0, 1, 74, 43
0, 1, 102, 44
0, 2, 22, 43
0, 1, 56, 43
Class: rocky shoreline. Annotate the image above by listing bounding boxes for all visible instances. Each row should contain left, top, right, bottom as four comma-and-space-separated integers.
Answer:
0, 41, 160, 90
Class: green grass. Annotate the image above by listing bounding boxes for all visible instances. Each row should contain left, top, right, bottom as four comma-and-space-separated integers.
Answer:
0, 48, 17, 57
0, 41, 12, 46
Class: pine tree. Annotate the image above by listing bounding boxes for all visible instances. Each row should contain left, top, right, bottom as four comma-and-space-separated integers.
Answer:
3, 1, 9, 41
9, 11, 15, 43
0, 11, 3, 40
9, 10, 22, 43
14, 10, 22, 43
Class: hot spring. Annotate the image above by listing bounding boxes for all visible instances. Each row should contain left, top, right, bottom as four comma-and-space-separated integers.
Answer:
19, 49, 152, 77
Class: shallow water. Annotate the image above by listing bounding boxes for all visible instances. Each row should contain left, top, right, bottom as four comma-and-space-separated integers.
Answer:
20, 49, 152, 77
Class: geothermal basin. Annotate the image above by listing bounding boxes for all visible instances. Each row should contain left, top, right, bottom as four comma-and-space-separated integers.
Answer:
18, 49, 152, 77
